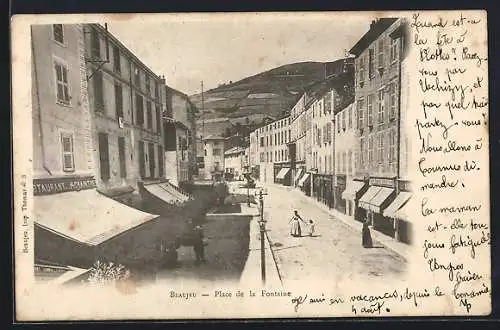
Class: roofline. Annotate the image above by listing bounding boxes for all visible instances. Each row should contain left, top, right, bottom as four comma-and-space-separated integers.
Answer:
348, 18, 399, 57
89, 24, 163, 82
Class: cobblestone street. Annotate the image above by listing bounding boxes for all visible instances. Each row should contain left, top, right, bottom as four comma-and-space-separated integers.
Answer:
259, 183, 407, 287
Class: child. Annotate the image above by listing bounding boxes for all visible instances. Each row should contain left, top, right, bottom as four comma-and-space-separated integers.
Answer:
308, 219, 315, 237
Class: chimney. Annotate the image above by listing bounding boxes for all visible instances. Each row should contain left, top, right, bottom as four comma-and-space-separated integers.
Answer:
370, 19, 378, 29
160, 75, 166, 84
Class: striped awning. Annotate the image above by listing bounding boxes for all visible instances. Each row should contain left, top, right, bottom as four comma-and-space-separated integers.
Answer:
383, 192, 412, 218
298, 173, 311, 187
276, 167, 291, 179
341, 181, 366, 200
294, 168, 303, 182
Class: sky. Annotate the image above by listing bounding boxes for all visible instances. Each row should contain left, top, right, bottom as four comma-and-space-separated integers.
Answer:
107, 13, 372, 95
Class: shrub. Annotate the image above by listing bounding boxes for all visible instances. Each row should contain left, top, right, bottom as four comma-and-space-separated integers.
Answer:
86, 260, 130, 285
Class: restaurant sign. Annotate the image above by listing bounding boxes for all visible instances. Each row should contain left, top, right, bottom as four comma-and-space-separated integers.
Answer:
33, 176, 97, 195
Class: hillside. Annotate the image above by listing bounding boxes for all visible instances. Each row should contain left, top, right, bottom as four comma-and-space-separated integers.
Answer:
190, 60, 348, 124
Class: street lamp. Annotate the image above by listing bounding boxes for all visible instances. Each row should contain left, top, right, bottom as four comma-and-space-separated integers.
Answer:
255, 189, 268, 285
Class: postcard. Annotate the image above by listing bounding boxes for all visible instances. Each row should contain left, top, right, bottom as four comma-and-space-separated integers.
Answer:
12, 11, 490, 320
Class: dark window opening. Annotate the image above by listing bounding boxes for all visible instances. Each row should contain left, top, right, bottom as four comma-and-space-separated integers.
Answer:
98, 133, 110, 181
118, 137, 126, 178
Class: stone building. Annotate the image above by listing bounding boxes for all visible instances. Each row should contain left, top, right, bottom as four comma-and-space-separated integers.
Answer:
350, 18, 410, 239
84, 23, 165, 197
201, 135, 226, 180
248, 129, 260, 180
307, 66, 354, 210
30, 24, 161, 274
271, 115, 292, 185
288, 93, 309, 192
162, 86, 198, 187
224, 146, 246, 180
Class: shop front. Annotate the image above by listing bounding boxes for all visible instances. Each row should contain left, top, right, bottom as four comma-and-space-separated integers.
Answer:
334, 174, 346, 213
313, 174, 334, 209
293, 167, 303, 187
274, 164, 292, 186
383, 179, 413, 244
357, 177, 397, 237
341, 179, 367, 219
33, 175, 160, 268
297, 171, 311, 196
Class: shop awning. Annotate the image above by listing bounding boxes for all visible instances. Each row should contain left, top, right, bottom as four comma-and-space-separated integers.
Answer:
366, 187, 395, 213
34, 189, 159, 246
395, 200, 411, 222
294, 168, 303, 182
383, 192, 412, 218
276, 167, 290, 179
358, 186, 382, 210
341, 181, 366, 200
144, 182, 188, 204
298, 173, 311, 187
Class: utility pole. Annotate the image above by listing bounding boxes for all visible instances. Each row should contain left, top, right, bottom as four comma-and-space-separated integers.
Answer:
201, 80, 205, 139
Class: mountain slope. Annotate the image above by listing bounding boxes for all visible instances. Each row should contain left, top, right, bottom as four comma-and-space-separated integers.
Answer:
190, 60, 348, 122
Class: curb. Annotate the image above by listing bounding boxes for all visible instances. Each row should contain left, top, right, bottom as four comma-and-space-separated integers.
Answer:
239, 203, 283, 287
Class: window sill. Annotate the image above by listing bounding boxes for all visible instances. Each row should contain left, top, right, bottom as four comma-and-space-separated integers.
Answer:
56, 101, 72, 108
54, 40, 67, 48
62, 169, 75, 173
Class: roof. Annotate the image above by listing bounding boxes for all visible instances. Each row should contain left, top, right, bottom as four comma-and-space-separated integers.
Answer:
349, 18, 399, 57
166, 86, 199, 111
303, 67, 354, 111
91, 24, 162, 82
224, 146, 246, 156
203, 134, 226, 141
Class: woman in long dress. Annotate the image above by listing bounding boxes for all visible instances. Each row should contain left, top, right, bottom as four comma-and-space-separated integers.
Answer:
289, 210, 305, 237
362, 215, 373, 248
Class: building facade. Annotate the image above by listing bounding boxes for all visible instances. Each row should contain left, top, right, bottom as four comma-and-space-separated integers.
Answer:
31, 24, 163, 271
84, 24, 165, 195
201, 135, 226, 180
253, 115, 292, 184
350, 18, 409, 238
32, 24, 95, 182
248, 130, 260, 180
289, 93, 309, 191
224, 146, 246, 180
163, 86, 197, 186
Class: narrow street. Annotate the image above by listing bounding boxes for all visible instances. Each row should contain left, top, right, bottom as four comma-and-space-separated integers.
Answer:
259, 183, 407, 286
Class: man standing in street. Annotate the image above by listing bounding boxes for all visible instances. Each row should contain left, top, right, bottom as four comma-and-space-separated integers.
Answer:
193, 225, 206, 263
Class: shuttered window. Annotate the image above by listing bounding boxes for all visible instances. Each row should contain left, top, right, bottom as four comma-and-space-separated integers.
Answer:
61, 132, 74, 172
98, 133, 110, 181
52, 25, 64, 44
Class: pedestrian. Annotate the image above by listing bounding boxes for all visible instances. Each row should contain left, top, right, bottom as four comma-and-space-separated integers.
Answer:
307, 219, 315, 237
193, 225, 206, 263
362, 216, 373, 248
289, 210, 306, 237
